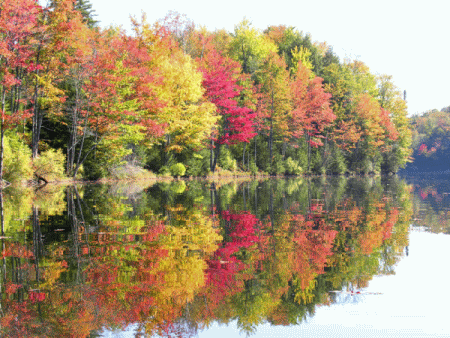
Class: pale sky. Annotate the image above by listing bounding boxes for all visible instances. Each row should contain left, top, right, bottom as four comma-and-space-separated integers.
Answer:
90, 0, 449, 116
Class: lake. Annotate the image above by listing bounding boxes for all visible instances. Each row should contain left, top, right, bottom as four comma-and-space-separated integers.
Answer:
0, 175, 448, 337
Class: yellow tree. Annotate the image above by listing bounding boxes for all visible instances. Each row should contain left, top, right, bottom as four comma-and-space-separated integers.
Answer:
131, 15, 218, 157
228, 19, 278, 76
377, 74, 412, 172
254, 52, 292, 165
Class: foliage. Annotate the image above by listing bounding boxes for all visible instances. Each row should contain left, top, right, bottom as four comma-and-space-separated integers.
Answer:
170, 163, 186, 177
0, 4, 412, 181
218, 146, 237, 171
185, 150, 209, 176
285, 157, 302, 175
33, 148, 66, 181
3, 133, 33, 183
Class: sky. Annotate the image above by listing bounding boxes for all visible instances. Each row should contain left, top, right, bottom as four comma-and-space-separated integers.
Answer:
90, 0, 449, 116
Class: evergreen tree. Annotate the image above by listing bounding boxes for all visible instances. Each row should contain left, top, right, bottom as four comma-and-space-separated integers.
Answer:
74, 0, 98, 28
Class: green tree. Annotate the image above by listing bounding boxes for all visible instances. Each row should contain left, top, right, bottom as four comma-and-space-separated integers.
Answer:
74, 0, 98, 28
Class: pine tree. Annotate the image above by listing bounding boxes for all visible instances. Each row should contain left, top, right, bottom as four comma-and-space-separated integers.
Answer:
74, 0, 98, 28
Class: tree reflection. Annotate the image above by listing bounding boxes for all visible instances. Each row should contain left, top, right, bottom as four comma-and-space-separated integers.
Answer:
0, 177, 412, 337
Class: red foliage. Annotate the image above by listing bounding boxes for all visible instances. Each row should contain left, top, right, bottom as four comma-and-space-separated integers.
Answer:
418, 143, 428, 154
199, 47, 256, 144
204, 211, 260, 309
28, 291, 46, 303
0, 0, 42, 125
290, 64, 335, 146
84, 33, 166, 139
5, 283, 22, 295
1, 243, 34, 259
379, 108, 398, 141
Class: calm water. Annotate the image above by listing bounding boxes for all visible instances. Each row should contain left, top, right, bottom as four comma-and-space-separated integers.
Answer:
0, 175, 448, 337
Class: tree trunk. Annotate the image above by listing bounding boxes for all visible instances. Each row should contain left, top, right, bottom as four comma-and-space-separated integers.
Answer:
243, 143, 246, 169
269, 118, 273, 162
322, 131, 329, 170
0, 88, 5, 184
254, 134, 257, 166
32, 46, 42, 159
307, 134, 311, 173
213, 142, 220, 172
210, 138, 214, 171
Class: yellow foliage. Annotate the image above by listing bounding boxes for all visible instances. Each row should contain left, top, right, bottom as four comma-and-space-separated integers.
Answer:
156, 208, 222, 303
156, 52, 219, 151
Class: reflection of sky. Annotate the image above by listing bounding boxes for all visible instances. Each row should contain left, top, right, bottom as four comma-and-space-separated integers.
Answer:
101, 229, 450, 337
196, 229, 450, 337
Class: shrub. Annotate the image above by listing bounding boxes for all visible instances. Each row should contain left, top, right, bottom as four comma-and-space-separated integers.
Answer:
274, 160, 285, 175
33, 148, 66, 182
185, 151, 209, 176
159, 165, 171, 176
249, 161, 258, 175
219, 147, 237, 171
3, 133, 33, 183
170, 163, 186, 177
285, 157, 303, 175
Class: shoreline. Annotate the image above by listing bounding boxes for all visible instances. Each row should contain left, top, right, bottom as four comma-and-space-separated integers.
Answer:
0, 169, 403, 192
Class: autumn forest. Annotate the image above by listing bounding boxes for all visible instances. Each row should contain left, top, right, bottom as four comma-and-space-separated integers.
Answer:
2, 0, 450, 336
0, 0, 415, 185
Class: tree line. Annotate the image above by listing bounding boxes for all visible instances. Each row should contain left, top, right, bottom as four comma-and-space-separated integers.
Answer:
0, 0, 412, 183
407, 106, 450, 172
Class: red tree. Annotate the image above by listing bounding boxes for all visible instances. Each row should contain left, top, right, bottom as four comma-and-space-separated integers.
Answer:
0, 0, 43, 182
290, 62, 335, 171
199, 46, 256, 171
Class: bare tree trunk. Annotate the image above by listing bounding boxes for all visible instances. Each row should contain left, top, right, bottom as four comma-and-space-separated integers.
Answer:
269, 118, 273, 162
0, 87, 5, 184
254, 134, 257, 167
210, 138, 214, 172
213, 143, 220, 172
243, 143, 246, 169
322, 131, 329, 170
307, 134, 311, 173
32, 47, 42, 159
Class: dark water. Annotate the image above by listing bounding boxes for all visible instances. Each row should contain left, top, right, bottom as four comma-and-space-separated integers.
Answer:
0, 175, 448, 337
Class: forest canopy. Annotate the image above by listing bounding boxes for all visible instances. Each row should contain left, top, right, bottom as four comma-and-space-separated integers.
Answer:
0, 0, 413, 184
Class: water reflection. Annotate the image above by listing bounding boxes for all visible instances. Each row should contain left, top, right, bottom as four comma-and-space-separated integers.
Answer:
0, 177, 412, 337
405, 173, 450, 234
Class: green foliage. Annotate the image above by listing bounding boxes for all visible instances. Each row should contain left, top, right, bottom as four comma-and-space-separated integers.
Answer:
249, 161, 258, 175
33, 148, 66, 181
311, 150, 325, 174
158, 165, 171, 176
185, 150, 209, 176
327, 146, 347, 174
170, 180, 187, 194
219, 147, 237, 171
285, 157, 302, 175
74, 0, 98, 28
229, 19, 278, 75
272, 154, 285, 175
82, 125, 146, 180
170, 163, 186, 177
3, 133, 33, 183
82, 152, 104, 181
